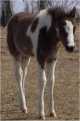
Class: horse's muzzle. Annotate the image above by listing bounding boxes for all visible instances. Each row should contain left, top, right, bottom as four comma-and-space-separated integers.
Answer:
66, 45, 75, 52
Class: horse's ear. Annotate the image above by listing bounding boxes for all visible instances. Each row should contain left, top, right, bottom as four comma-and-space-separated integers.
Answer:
69, 7, 76, 18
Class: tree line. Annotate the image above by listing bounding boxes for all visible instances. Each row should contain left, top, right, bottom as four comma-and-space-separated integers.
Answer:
1, 0, 80, 27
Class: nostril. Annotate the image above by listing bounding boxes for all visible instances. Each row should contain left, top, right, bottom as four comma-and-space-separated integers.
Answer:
66, 45, 75, 52
71, 46, 74, 51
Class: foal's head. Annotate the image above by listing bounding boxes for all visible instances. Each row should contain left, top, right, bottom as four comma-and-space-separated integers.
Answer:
57, 8, 76, 52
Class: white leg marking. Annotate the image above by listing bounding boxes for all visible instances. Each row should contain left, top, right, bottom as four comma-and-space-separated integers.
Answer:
20, 57, 31, 113
21, 57, 31, 91
12, 57, 29, 113
46, 60, 57, 117
38, 64, 47, 119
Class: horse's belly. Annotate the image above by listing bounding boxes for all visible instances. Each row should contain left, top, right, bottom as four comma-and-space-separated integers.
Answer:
19, 46, 34, 57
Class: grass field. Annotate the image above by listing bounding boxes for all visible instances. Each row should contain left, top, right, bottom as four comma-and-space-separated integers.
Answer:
0, 23, 80, 120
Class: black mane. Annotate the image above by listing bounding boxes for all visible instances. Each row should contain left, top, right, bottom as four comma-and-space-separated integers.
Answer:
48, 7, 70, 19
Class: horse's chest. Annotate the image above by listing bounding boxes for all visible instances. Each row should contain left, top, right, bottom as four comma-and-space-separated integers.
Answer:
37, 43, 58, 62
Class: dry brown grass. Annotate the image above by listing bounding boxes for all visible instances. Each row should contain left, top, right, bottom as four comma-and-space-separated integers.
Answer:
0, 23, 80, 120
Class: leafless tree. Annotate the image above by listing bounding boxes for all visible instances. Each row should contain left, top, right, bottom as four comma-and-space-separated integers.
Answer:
48, 0, 80, 8
1, 0, 80, 26
40, 0, 48, 10
5, 0, 12, 24
1, 0, 12, 26
24, 1, 29, 12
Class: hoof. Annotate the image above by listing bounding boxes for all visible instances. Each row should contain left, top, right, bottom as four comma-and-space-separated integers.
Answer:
50, 112, 57, 117
39, 115, 45, 120
22, 108, 28, 114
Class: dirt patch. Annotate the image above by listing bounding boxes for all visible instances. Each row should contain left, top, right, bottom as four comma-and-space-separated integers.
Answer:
0, 23, 80, 120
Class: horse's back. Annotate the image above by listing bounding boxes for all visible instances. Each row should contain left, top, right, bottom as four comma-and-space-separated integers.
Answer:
7, 12, 34, 32
7, 12, 35, 59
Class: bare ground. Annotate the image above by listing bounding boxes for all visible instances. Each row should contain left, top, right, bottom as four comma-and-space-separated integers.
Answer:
0, 23, 80, 120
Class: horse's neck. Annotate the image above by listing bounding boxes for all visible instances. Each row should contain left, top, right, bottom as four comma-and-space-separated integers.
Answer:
27, 10, 52, 39
36, 9, 52, 30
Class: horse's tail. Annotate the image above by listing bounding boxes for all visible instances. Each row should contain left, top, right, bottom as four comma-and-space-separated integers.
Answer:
7, 16, 20, 59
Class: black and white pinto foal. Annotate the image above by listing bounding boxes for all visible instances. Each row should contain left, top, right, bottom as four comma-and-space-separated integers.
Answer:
7, 7, 76, 119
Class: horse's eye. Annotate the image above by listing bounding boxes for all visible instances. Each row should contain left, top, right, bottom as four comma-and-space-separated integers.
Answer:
63, 21, 66, 26
61, 21, 66, 27
60, 27, 64, 33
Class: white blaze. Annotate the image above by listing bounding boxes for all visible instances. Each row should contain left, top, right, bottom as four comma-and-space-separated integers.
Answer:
65, 20, 75, 47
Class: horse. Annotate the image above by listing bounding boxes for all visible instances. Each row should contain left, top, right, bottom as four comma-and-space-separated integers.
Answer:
7, 7, 76, 120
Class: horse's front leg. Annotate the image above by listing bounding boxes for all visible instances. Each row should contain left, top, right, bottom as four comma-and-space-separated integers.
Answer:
37, 64, 47, 120
46, 59, 57, 117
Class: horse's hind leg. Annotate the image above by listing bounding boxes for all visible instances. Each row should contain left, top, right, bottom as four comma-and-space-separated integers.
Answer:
12, 56, 30, 114
21, 56, 31, 91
